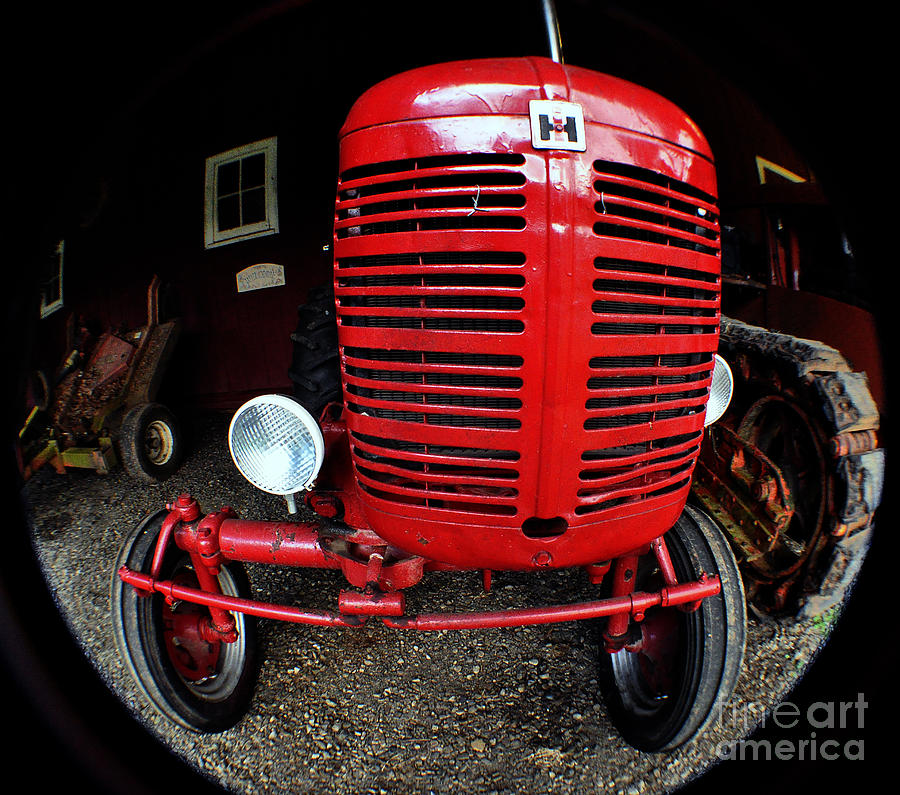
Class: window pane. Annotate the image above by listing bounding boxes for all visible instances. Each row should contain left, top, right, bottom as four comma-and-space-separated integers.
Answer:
218, 160, 240, 196
241, 187, 266, 225
241, 153, 265, 190
205, 139, 277, 247
217, 194, 241, 231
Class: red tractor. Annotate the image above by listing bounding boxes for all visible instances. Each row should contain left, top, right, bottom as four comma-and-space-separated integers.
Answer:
112, 52, 750, 752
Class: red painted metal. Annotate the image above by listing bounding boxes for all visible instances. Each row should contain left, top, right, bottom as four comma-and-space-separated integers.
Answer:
215, 518, 336, 569
604, 553, 641, 644
118, 567, 366, 627
118, 562, 718, 630
693, 410, 800, 581
382, 578, 720, 631
338, 589, 406, 616
650, 537, 678, 587
117, 498, 720, 631
163, 600, 223, 681
339, 59, 714, 161
333, 56, 720, 571
187, 555, 237, 640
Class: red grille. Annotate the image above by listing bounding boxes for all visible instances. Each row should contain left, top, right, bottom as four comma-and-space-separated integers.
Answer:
579, 161, 719, 515
335, 153, 531, 517
333, 58, 720, 568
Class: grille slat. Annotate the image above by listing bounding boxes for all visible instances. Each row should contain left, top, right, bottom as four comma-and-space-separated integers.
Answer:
586, 375, 710, 400
579, 453, 696, 492
581, 431, 702, 465
337, 251, 526, 270
588, 359, 712, 379
345, 370, 522, 393
346, 383, 522, 411
355, 452, 518, 486
338, 187, 526, 216
585, 392, 707, 418
340, 152, 527, 185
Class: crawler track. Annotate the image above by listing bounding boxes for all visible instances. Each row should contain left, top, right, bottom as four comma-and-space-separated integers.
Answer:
692, 316, 884, 614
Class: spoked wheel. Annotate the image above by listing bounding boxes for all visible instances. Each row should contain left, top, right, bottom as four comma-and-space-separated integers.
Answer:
111, 510, 258, 732
738, 395, 829, 580
599, 505, 746, 751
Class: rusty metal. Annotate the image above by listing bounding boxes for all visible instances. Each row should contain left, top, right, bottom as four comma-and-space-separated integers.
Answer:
693, 421, 794, 570
829, 429, 878, 459
692, 316, 884, 613
21, 275, 180, 479
814, 371, 880, 434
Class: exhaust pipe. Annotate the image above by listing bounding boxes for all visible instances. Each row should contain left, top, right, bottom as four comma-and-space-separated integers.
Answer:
541, 0, 564, 64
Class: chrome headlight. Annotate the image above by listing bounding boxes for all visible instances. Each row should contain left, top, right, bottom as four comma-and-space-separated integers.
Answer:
228, 394, 324, 495
704, 354, 734, 427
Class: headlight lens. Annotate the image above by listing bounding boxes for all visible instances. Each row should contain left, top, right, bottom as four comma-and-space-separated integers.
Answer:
228, 394, 324, 494
704, 354, 734, 427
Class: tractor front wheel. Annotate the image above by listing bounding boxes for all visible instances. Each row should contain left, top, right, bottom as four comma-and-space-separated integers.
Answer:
599, 505, 746, 751
111, 510, 258, 732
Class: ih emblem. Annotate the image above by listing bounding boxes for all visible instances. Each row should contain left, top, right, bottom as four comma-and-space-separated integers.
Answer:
529, 99, 586, 151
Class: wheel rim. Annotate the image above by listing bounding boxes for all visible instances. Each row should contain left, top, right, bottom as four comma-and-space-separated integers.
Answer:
158, 564, 248, 704
144, 419, 175, 465
629, 608, 681, 705
610, 587, 698, 722
112, 511, 257, 731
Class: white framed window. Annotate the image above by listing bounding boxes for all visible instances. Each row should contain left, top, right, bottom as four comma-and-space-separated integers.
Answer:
40, 239, 65, 318
204, 137, 279, 249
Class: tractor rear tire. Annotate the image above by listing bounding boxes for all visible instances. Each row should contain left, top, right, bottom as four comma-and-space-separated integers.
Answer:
288, 285, 341, 421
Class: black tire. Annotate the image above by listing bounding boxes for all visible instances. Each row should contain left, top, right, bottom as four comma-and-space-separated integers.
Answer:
118, 402, 182, 482
288, 285, 341, 420
111, 510, 258, 732
599, 505, 746, 751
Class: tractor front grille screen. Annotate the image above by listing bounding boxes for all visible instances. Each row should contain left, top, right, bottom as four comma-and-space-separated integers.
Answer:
334, 143, 719, 526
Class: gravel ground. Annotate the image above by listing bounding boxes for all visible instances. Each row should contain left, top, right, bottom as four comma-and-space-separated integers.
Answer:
21, 411, 842, 794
